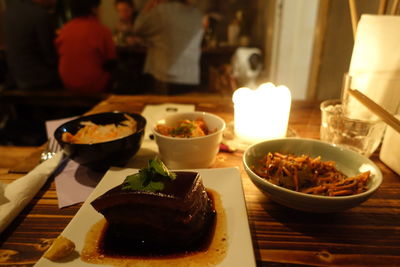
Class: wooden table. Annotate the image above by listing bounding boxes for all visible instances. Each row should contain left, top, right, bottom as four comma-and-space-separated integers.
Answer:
0, 95, 399, 266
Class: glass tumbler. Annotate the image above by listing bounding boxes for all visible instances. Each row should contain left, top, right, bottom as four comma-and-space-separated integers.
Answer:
320, 99, 386, 157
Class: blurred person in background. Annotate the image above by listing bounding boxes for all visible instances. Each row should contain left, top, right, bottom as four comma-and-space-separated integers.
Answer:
56, 0, 116, 93
114, 0, 139, 46
3, 0, 61, 90
134, 0, 204, 95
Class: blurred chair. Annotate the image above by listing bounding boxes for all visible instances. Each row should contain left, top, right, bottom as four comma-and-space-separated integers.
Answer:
0, 90, 108, 109
0, 89, 109, 145
208, 64, 237, 96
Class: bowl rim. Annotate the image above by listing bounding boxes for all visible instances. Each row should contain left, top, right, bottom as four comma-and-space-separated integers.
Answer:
152, 111, 226, 141
54, 111, 146, 147
243, 137, 383, 200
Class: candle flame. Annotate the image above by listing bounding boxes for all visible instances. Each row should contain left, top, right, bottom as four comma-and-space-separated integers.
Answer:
232, 83, 292, 143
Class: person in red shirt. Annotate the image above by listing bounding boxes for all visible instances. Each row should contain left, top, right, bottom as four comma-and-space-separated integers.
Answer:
56, 0, 116, 93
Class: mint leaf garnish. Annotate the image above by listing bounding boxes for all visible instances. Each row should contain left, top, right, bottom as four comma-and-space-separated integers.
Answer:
147, 181, 165, 191
122, 158, 175, 192
150, 158, 176, 180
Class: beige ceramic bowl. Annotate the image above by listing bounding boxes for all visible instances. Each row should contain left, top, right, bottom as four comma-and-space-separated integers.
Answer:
243, 138, 382, 213
153, 112, 226, 169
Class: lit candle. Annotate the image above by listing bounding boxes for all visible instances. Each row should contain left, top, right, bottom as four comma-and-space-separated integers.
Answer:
232, 83, 291, 143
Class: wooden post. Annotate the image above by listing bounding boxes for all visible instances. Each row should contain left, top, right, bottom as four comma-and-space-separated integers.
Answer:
391, 0, 400, 15
378, 0, 389, 14
348, 0, 358, 39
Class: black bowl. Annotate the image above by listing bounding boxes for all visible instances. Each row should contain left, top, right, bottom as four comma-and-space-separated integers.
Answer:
54, 112, 146, 170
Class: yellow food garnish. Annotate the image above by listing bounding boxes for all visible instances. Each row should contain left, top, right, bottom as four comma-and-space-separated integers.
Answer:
43, 235, 75, 261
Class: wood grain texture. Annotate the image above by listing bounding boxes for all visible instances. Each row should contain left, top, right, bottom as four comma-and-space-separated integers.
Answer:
0, 146, 41, 170
0, 95, 399, 266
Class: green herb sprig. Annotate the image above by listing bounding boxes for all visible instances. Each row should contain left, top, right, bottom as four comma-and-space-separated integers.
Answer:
122, 158, 176, 192
170, 121, 196, 137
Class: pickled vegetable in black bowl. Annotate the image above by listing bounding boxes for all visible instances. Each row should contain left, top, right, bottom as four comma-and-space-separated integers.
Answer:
54, 112, 146, 170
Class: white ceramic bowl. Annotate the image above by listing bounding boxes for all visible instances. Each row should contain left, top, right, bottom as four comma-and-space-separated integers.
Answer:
153, 112, 226, 169
243, 138, 382, 213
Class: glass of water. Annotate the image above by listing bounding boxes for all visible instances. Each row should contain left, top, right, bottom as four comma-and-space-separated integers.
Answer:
320, 99, 386, 157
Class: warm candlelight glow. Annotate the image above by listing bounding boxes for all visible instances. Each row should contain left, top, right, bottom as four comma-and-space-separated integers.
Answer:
232, 83, 291, 143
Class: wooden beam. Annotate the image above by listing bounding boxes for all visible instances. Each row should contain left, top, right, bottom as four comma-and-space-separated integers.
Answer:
348, 0, 358, 40
262, 0, 277, 81
391, 0, 400, 15
306, 0, 331, 100
378, 0, 389, 14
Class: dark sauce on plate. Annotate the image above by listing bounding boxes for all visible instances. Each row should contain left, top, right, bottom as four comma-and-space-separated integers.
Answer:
99, 191, 216, 257
81, 189, 227, 266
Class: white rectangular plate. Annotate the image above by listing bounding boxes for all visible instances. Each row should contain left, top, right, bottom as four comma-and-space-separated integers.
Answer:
35, 167, 256, 267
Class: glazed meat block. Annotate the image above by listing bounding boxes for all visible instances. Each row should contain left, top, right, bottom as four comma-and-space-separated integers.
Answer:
91, 171, 215, 254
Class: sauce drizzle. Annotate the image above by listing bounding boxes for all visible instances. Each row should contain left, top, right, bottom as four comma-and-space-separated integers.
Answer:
81, 189, 227, 267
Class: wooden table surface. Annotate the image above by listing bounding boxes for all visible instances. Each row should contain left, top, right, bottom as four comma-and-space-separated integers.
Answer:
0, 95, 399, 266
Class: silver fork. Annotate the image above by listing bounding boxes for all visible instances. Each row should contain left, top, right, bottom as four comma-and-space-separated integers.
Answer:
40, 138, 61, 162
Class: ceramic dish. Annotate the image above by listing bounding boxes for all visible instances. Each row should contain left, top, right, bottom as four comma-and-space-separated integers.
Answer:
35, 167, 255, 267
54, 112, 146, 170
243, 138, 383, 213
152, 112, 226, 169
